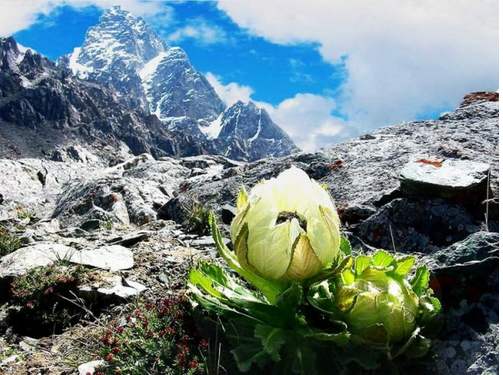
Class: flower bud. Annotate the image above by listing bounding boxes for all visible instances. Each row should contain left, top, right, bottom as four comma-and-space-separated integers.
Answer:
230, 166, 341, 281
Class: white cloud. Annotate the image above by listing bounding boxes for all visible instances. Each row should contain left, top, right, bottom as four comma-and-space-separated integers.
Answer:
265, 94, 345, 152
207, 73, 345, 151
216, 0, 498, 131
0, 0, 171, 37
206, 72, 254, 106
168, 19, 227, 45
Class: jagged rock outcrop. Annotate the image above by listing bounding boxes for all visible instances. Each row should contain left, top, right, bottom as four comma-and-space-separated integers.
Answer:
0, 37, 226, 161
140, 47, 225, 121
67, 5, 166, 110
214, 101, 300, 161
61, 6, 297, 161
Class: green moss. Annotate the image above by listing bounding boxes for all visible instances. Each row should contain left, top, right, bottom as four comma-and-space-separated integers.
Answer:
0, 226, 22, 257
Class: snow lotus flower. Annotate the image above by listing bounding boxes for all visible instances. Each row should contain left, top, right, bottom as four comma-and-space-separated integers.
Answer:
230, 166, 341, 281
308, 251, 441, 345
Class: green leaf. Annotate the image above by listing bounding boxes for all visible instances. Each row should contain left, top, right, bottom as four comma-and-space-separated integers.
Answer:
410, 265, 430, 295
404, 335, 432, 359
307, 331, 350, 347
209, 212, 286, 303
394, 256, 415, 277
429, 296, 442, 313
418, 295, 442, 324
306, 280, 336, 315
237, 186, 249, 210
372, 250, 394, 268
189, 262, 308, 331
231, 342, 271, 372
338, 345, 383, 370
276, 283, 303, 311
354, 255, 371, 276
339, 236, 352, 256
255, 324, 286, 361
340, 269, 355, 284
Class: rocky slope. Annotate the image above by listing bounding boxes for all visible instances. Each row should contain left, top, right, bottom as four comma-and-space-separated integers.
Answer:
0, 36, 218, 162
0, 92, 498, 374
62, 6, 297, 161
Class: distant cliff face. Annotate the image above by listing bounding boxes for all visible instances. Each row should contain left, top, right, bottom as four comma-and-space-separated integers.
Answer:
0, 36, 219, 162
57, 6, 298, 161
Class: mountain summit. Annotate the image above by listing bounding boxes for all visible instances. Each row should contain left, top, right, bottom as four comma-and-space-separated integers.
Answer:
59, 6, 298, 160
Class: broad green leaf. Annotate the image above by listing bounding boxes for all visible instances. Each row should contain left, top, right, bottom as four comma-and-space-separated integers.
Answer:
255, 324, 286, 361
429, 296, 442, 313
306, 280, 337, 315
418, 295, 442, 324
394, 256, 415, 277
333, 286, 359, 313
404, 335, 432, 359
341, 269, 355, 284
372, 249, 394, 267
231, 343, 271, 372
354, 255, 371, 276
337, 344, 382, 370
410, 265, 430, 295
276, 283, 303, 312
339, 236, 352, 256
307, 331, 350, 347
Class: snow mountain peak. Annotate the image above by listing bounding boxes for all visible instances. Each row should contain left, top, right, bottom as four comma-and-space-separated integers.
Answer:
60, 7, 298, 161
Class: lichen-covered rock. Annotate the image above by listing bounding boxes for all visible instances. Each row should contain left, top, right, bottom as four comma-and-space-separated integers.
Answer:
0, 243, 134, 278
400, 159, 490, 201
0, 243, 74, 278
356, 197, 480, 253
432, 231, 498, 266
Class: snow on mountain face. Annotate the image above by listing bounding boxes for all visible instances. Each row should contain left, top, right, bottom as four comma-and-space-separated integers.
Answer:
1, 38, 33, 71
67, 6, 166, 109
59, 6, 298, 161
0, 37, 51, 90
69, 6, 165, 78
217, 101, 300, 161
140, 47, 224, 121
68, 6, 223, 121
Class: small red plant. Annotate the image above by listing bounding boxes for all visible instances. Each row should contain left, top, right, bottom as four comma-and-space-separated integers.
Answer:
98, 296, 207, 374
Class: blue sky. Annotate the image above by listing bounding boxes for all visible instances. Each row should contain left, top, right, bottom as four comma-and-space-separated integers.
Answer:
5, 0, 498, 151
14, 2, 346, 107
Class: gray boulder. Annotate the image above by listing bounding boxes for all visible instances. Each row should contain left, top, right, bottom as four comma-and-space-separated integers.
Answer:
400, 159, 490, 202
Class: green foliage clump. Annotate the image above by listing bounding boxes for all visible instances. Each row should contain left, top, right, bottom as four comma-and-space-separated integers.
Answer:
16, 207, 34, 222
185, 203, 211, 236
101, 218, 114, 231
97, 297, 207, 375
0, 226, 22, 257
8, 264, 89, 336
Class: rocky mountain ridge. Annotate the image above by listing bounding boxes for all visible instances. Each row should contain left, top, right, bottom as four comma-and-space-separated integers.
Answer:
61, 6, 298, 161
0, 7, 298, 162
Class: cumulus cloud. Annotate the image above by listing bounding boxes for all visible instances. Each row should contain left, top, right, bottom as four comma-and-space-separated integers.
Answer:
216, 0, 498, 130
207, 73, 345, 151
168, 19, 228, 45
264, 94, 345, 152
205, 72, 254, 106
0, 0, 171, 37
